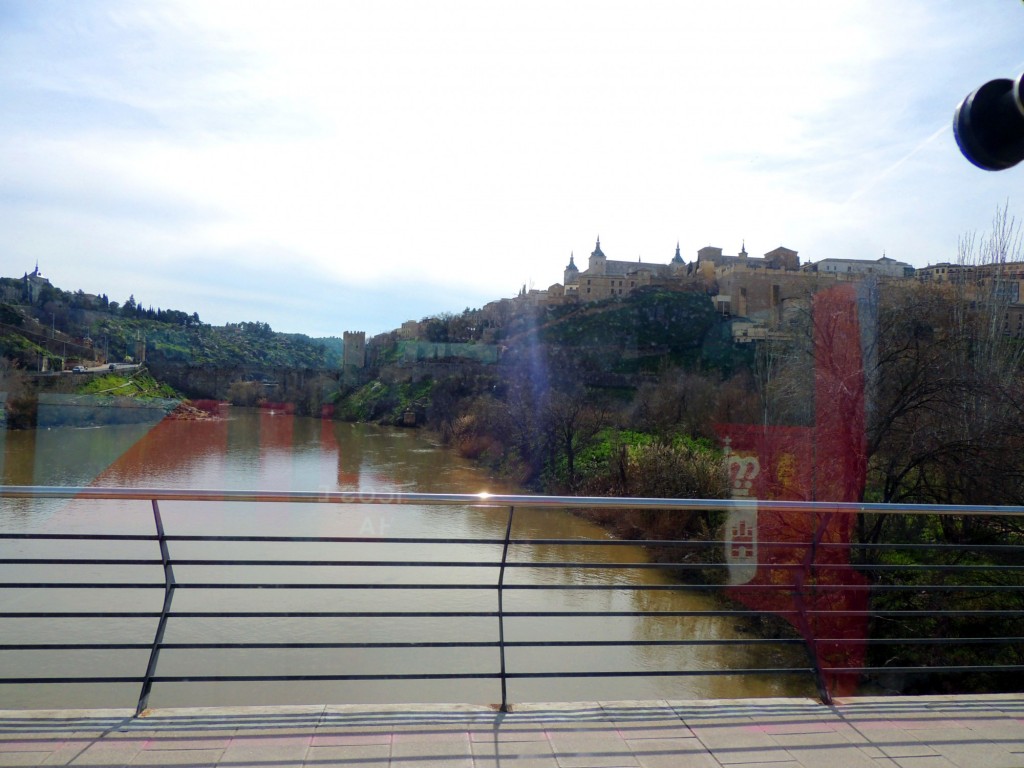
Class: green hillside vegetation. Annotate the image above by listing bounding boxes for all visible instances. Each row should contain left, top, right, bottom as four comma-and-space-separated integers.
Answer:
141, 321, 330, 368
504, 287, 748, 379
77, 370, 179, 400
336, 379, 435, 423
539, 287, 715, 351
0, 279, 338, 371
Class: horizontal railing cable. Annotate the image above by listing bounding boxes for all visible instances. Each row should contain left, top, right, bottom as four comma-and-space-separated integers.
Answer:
1, 486, 1022, 711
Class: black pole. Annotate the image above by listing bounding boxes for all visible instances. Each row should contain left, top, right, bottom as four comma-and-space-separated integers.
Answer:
136, 499, 176, 717
497, 506, 515, 712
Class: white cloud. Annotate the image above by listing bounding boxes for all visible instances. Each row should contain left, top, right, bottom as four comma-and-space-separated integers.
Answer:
3, 0, 1024, 334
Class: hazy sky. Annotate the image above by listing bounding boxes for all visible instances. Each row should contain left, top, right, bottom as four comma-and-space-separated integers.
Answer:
2, 1, 1024, 337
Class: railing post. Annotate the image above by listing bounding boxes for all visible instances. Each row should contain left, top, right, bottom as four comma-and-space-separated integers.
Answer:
135, 499, 176, 717
795, 511, 832, 705
497, 505, 515, 712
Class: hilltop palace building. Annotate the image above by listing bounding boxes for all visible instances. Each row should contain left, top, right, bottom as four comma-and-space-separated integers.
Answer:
537, 237, 827, 319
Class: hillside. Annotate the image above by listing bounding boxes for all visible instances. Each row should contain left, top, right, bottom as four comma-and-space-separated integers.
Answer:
498, 286, 746, 383
0, 276, 342, 371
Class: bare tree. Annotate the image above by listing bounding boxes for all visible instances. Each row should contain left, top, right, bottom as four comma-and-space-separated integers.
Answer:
542, 389, 609, 492
861, 208, 1024, 540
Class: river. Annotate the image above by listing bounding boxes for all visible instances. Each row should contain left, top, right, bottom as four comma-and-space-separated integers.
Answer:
0, 406, 813, 708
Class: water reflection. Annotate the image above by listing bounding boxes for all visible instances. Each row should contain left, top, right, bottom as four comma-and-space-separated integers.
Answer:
0, 408, 813, 708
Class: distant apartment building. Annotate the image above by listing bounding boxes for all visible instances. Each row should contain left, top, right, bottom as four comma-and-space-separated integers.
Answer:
919, 261, 1024, 302
688, 243, 817, 323
917, 262, 972, 284
398, 320, 422, 340
917, 261, 1024, 336
803, 255, 914, 279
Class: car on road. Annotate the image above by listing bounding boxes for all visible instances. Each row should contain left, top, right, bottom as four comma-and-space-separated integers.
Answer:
72, 366, 85, 373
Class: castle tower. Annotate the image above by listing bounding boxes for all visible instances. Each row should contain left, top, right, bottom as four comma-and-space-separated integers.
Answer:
342, 331, 366, 369
671, 241, 684, 265
588, 236, 607, 275
563, 252, 579, 286
135, 331, 146, 363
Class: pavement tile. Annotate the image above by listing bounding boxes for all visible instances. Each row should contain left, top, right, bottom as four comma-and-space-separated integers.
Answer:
878, 739, 943, 759
850, 743, 889, 759
303, 744, 391, 765
228, 733, 312, 747
309, 730, 393, 746
838, 722, 944, 758
546, 733, 639, 768
0, 696, 1021, 768
471, 738, 558, 768
67, 739, 145, 766
468, 723, 550, 743
689, 722, 794, 757
39, 744, 90, 766
389, 738, 474, 768
320, 710, 475, 734
127, 748, 224, 765
0, 739, 68, 752
889, 757, 960, 768
0, 753, 56, 767
690, 732, 796, 765
215, 726, 320, 737
624, 737, 720, 768
701, 750, 797, 765
392, 729, 471, 745
839, 718, 963, 732
906, 728, 1024, 768
524, 715, 618, 734
614, 719, 696, 740
740, 721, 841, 735
148, 734, 235, 751
768, 730, 879, 767
219, 740, 311, 768
596, 703, 695, 741
960, 722, 1024, 744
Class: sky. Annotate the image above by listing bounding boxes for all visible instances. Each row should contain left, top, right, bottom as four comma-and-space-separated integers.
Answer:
2, 1, 1024, 337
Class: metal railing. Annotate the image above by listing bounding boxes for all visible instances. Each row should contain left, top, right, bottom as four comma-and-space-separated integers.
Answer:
0, 487, 1022, 714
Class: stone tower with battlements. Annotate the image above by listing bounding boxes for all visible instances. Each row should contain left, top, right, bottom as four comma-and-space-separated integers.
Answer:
343, 331, 366, 369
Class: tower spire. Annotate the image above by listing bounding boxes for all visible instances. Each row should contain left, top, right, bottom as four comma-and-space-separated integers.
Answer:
672, 241, 683, 264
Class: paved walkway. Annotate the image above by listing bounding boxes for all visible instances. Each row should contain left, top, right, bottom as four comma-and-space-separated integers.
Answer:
1, 695, 1022, 767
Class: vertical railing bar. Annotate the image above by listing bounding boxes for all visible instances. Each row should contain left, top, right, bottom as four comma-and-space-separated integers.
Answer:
135, 499, 176, 717
497, 505, 515, 713
796, 510, 833, 705
792, 572, 831, 705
